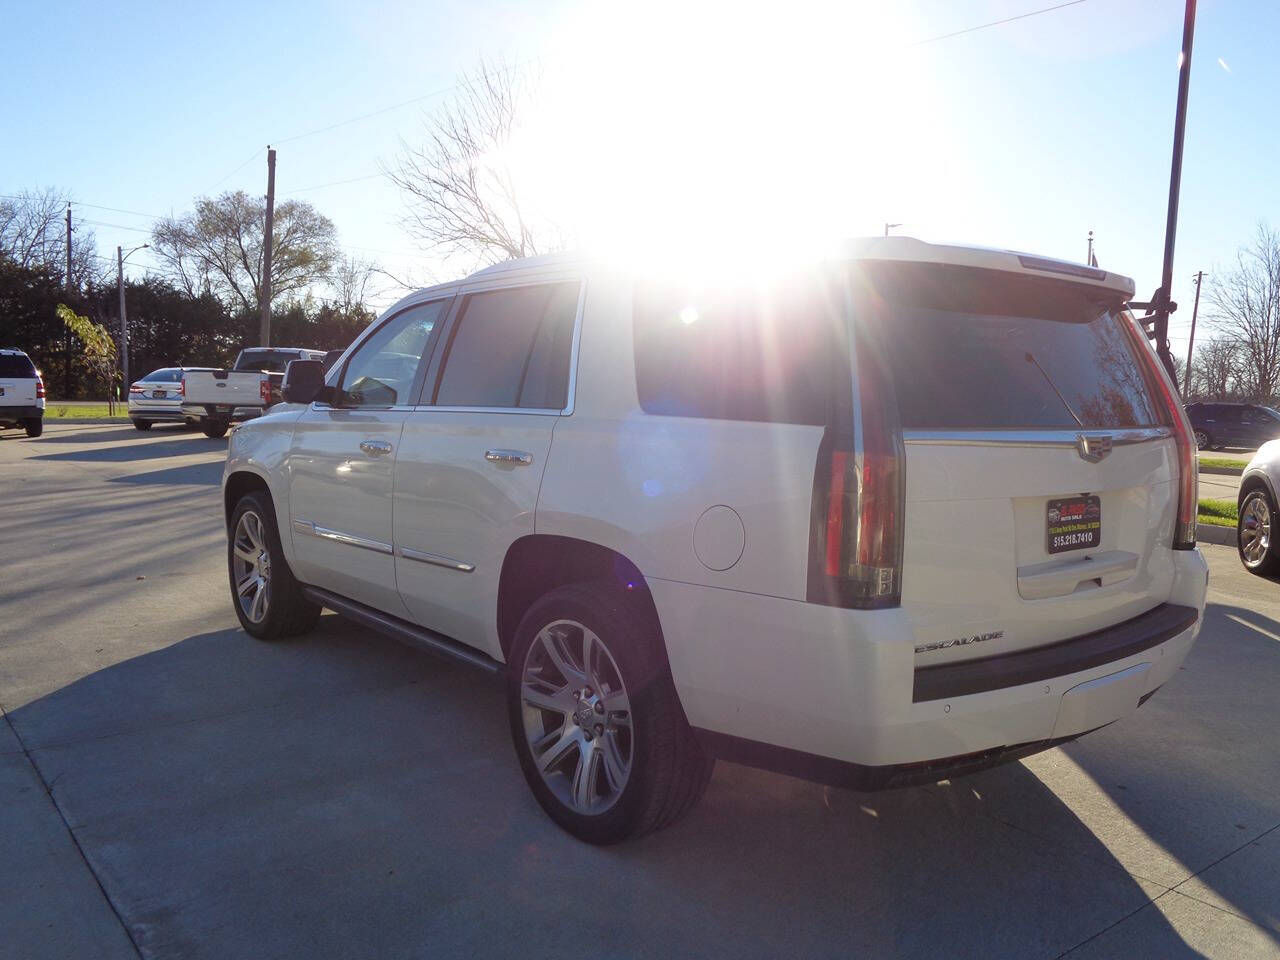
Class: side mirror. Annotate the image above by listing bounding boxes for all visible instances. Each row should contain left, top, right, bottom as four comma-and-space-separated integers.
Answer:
281, 359, 328, 404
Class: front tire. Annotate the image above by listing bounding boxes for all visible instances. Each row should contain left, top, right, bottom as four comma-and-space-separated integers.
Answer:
202, 418, 229, 439
1193, 429, 1211, 450
507, 583, 714, 844
227, 491, 321, 639
1239, 488, 1280, 576
131, 419, 152, 431
24, 418, 42, 438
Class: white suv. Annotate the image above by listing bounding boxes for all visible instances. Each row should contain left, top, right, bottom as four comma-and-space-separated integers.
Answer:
222, 239, 1208, 843
0, 349, 45, 437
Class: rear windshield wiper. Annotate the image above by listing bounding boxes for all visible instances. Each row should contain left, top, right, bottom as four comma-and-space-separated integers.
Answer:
1024, 351, 1084, 427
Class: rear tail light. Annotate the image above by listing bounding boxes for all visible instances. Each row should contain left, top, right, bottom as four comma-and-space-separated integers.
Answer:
128, 383, 144, 395
260, 379, 271, 405
1123, 312, 1196, 549
809, 308, 906, 608
35, 376, 45, 399
179, 378, 185, 397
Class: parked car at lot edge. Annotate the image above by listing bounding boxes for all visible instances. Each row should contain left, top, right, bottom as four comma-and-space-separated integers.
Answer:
182, 347, 324, 438
0, 348, 45, 438
1237, 441, 1280, 574
127, 366, 214, 431
1185, 400, 1280, 451
221, 238, 1208, 844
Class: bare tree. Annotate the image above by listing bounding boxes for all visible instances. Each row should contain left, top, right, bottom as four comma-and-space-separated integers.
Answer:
1187, 337, 1242, 399
151, 191, 338, 314
385, 61, 565, 265
1207, 223, 1280, 400
329, 254, 378, 315
0, 187, 100, 286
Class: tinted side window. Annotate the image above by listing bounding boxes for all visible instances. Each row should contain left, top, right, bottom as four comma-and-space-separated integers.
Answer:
0, 355, 37, 377
633, 277, 837, 425
433, 281, 579, 409
338, 299, 448, 407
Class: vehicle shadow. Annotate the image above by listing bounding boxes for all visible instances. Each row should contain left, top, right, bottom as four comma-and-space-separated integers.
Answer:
11, 607, 1271, 958
107, 460, 224, 486
30, 436, 225, 462
35, 424, 196, 443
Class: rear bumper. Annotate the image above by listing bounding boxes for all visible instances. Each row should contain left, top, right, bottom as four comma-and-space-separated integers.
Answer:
0, 405, 42, 422
181, 403, 263, 421
128, 404, 187, 421
655, 547, 1208, 780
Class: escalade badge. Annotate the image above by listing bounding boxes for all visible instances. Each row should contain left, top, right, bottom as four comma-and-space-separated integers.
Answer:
915, 631, 1003, 654
1076, 433, 1112, 463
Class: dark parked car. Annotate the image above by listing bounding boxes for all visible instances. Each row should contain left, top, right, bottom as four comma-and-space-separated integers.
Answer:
1185, 401, 1280, 451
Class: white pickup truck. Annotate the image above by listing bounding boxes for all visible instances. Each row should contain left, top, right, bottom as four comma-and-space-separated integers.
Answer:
182, 347, 324, 438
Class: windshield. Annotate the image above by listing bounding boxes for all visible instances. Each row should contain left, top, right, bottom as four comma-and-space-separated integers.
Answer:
234, 350, 301, 373
860, 263, 1160, 430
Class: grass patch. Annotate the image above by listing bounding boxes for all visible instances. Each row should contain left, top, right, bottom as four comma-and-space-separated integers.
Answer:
1198, 498, 1238, 528
1198, 456, 1249, 470
46, 403, 129, 419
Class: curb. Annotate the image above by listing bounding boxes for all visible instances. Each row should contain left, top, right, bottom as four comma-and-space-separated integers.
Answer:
1197, 523, 1235, 546
1200, 465, 1245, 476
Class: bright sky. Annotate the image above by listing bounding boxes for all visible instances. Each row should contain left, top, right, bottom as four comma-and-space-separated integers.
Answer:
2, 0, 1275, 360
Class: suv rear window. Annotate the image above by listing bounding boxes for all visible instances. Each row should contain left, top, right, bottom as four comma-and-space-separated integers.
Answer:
0, 354, 37, 378
235, 350, 303, 373
633, 275, 839, 425
862, 264, 1160, 430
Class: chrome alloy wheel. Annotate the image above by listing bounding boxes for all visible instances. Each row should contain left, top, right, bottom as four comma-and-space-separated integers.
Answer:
1240, 496, 1272, 568
1193, 429, 1209, 450
232, 510, 272, 624
520, 619, 633, 815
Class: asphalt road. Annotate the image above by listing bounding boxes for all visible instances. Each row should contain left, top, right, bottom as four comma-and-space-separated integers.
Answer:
2, 422, 1279, 960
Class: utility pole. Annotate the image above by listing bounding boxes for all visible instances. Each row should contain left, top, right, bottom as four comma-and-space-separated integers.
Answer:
118, 246, 129, 396
1152, 0, 1198, 386
65, 204, 72, 292
260, 147, 276, 347
1182, 270, 1204, 395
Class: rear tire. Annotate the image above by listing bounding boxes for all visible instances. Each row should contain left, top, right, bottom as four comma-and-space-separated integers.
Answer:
1238, 488, 1280, 576
131, 419, 152, 431
227, 490, 321, 639
507, 582, 714, 844
23, 418, 42, 438
202, 418, 229, 439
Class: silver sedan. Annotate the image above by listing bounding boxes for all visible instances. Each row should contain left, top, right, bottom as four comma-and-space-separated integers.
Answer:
127, 367, 214, 431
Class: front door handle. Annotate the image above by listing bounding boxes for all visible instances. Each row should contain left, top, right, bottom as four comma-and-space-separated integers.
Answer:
360, 440, 393, 456
485, 449, 533, 465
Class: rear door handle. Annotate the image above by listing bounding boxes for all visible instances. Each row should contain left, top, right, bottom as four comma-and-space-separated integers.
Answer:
485, 449, 533, 465
360, 440, 393, 456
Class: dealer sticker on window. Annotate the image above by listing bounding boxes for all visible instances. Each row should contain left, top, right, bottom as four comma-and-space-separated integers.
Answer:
1047, 495, 1101, 554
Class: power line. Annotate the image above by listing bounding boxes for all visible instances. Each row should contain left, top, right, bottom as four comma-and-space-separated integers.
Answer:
273, 83, 459, 146
910, 0, 1088, 47
282, 172, 384, 195
203, 146, 266, 195
76, 217, 153, 234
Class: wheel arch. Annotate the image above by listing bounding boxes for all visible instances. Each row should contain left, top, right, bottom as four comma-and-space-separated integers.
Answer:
1239, 470, 1275, 510
497, 535, 661, 662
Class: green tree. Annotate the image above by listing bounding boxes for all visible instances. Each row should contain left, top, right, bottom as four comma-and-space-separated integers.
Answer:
57, 303, 119, 409
151, 191, 339, 315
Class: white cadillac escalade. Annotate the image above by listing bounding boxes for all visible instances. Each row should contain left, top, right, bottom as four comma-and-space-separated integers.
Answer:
221, 238, 1208, 844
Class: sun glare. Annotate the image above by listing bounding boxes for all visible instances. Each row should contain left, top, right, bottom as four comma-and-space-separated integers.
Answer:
505, 0, 934, 272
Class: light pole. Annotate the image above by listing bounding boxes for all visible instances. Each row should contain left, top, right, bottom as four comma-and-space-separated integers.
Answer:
884, 222, 902, 237
117, 243, 149, 396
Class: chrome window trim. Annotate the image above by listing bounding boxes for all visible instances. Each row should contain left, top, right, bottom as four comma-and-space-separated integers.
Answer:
397, 546, 476, 573
408, 405, 561, 417
902, 427, 1173, 448
291, 519, 393, 555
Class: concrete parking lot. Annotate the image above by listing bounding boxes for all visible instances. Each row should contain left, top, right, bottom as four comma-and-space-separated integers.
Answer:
2, 421, 1278, 959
